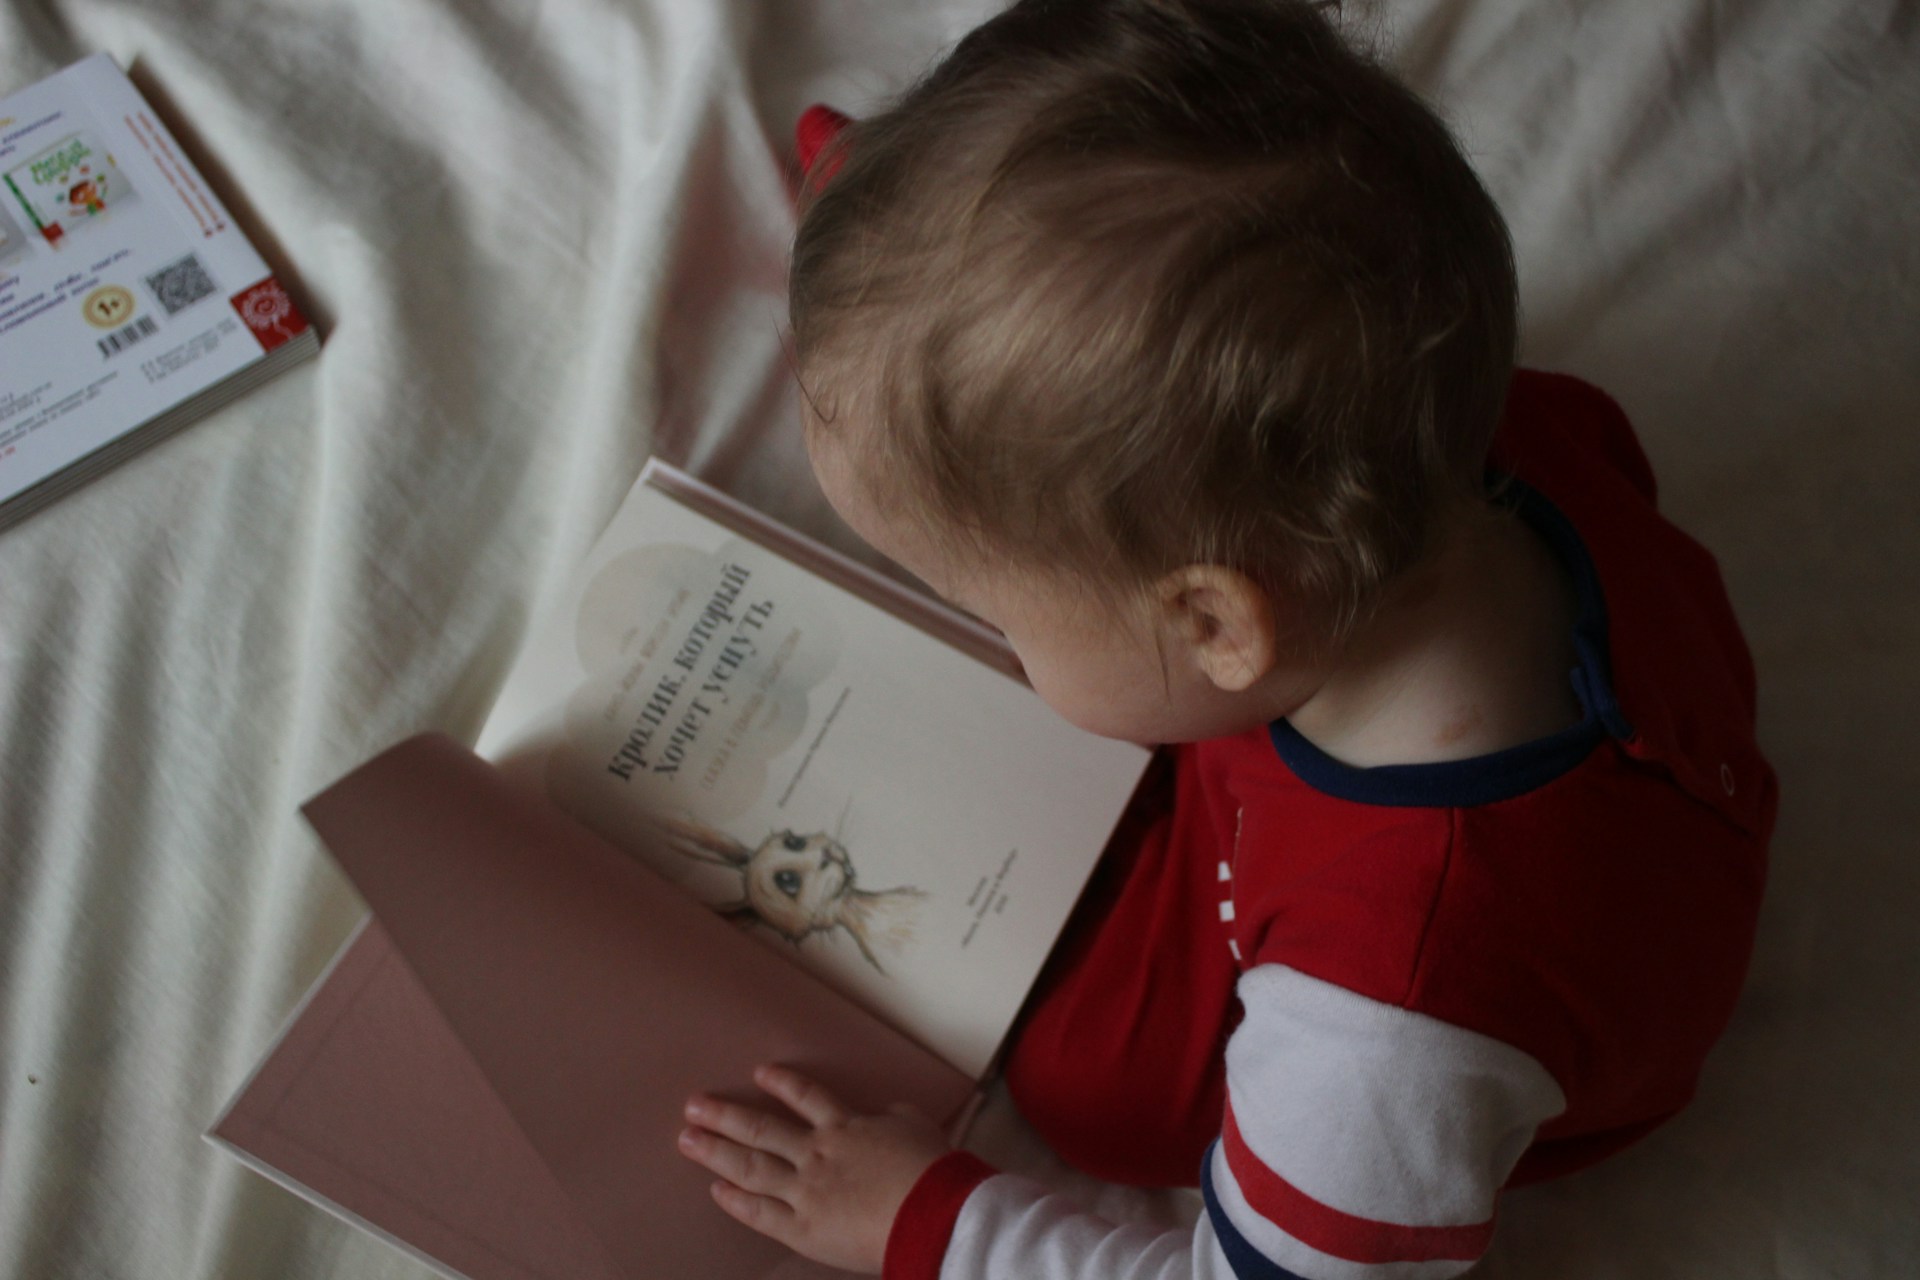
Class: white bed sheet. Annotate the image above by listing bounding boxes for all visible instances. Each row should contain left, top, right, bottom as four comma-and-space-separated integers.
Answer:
0, 1, 1914, 1277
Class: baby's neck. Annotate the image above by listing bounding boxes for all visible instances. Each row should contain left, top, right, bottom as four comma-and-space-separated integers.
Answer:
1284, 511, 1583, 769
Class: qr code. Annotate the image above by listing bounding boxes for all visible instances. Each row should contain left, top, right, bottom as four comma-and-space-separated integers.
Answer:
145, 254, 217, 316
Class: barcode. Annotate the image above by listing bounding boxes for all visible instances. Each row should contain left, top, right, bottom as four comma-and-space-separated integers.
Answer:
146, 253, 217, 316
97, 314, 159, 357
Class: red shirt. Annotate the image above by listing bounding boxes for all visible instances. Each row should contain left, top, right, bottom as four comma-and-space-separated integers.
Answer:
889, 371, 1775, 1280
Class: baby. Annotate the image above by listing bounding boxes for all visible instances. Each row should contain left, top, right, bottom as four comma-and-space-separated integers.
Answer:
678, 1, 1775, 1277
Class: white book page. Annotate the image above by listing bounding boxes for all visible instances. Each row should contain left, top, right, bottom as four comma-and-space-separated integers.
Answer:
478, 465, 1150, 1079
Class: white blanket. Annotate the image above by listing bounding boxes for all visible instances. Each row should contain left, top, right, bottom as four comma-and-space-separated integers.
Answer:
1, 1, 1915, 1277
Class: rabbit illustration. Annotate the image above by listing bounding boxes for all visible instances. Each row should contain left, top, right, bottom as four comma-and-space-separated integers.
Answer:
656, 815, 924, 974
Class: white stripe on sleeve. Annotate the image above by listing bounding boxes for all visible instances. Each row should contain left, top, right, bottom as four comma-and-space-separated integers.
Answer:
930, 966, 1565, 1280
940, 1173, 1241, 1280
1225, 965, 1566, 1234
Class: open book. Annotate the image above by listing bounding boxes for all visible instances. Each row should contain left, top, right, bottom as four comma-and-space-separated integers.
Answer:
208, 460, 1153, 1280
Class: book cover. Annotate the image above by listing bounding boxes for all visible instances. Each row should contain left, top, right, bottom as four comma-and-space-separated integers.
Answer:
2, 130, 131, 244
215, 735, 973, 1280
0, 55, 319, 527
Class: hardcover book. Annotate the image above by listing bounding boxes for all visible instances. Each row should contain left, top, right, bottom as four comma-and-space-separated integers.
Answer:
209, 460, 1153, 1280
0, 55, 318, 530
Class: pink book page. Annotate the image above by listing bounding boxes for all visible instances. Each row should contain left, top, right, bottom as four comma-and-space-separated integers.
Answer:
210, 923, 623, 1280
231, 733, 973, 1280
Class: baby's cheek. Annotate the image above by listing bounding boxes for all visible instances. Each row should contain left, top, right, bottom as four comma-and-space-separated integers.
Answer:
1040, 677, 1129, 738
1018, 663, 1085, 725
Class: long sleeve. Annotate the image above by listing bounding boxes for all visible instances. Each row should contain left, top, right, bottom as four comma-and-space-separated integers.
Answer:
886, 964, 1566, 1280
888, 1155, 1241, 1280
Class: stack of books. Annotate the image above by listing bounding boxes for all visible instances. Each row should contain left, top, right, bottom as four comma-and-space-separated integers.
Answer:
0, 55, 318, 530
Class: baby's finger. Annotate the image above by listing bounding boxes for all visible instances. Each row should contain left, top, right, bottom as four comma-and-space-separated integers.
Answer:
755, 1064, 850, 1128
710, 1180, 799, 1245
678, 1127, 796, 1198
685, 1094, 810, 1163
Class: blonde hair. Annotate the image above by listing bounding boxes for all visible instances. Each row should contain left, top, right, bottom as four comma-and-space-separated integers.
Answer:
792, 0, 1517, 644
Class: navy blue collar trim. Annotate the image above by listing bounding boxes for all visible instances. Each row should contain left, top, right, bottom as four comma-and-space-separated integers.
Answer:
1268, 476, 1632, 810
1200, 1142, 1313, 1280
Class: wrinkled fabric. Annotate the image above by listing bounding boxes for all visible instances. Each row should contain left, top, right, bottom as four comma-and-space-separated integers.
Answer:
0, 1, 1915, 1278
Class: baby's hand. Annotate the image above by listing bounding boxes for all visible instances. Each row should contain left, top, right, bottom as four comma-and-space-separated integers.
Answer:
679, 1064, 951, 1275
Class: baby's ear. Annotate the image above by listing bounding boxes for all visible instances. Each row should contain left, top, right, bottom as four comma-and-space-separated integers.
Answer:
1156, 565, 1280, 693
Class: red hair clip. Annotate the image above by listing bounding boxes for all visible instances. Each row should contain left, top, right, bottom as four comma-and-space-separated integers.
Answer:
795, 103, 852, 189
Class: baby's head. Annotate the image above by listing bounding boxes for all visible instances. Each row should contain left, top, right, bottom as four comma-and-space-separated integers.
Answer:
793, 0, 1517, 743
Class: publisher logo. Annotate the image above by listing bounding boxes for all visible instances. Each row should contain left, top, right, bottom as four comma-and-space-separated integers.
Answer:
229, 276, 308, 353
81, 284, 136, 329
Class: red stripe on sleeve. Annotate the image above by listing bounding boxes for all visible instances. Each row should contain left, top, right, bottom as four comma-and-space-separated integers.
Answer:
882, 1151, 997, 1280
1221, 1107, 1494, 1264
